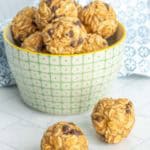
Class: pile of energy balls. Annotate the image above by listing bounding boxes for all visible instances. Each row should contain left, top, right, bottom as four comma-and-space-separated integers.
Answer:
11, 0, 118, 55
41, 98, 135, 149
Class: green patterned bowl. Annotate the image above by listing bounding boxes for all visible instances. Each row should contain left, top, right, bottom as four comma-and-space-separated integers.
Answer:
3, 23, 126, 115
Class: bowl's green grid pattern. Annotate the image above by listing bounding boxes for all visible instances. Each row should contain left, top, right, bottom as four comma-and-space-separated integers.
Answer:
4, 41, 123, 114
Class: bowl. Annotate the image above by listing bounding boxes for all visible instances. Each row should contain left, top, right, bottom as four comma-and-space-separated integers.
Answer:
3, 23, 126, 115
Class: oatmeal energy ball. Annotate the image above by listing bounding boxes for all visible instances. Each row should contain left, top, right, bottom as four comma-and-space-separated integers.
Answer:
82, 34, 108, 53
22, 32, 44, 52
43, 17, 86, 54
35, 0, 78, 29
41, 122, 88, 150
11, 7, 37, 45
35, 0, 52, 30
80, 0, 118, 39
92, 98, 135, 144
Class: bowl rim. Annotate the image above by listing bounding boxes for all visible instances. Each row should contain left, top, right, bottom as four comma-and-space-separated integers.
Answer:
3, 22, 126, 57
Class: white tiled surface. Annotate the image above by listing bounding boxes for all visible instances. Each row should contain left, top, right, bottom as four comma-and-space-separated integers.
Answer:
0, 76, 150, 150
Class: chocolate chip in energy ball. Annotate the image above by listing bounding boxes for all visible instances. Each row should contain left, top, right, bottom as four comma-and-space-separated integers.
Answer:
70, 40, 77, 47
126, 102, 132, 113
62, 125, 82, 136
37, 44, 43, 52
68, 30, 74, 37
14, 38, 22, 46
77, 37, 84, 45
46, 0, 52, 4
69, 129, 83, 136
73, 20, 82, 27
51, 6, 58, 13
48, 29, 54, 36
62, 125, 70, 134
94, 116, 104, 122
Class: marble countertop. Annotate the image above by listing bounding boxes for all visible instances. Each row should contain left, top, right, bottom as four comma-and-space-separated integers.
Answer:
0, 75, 150, 150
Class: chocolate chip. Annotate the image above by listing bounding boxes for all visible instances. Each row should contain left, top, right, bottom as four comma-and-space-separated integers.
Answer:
103, 2, 109, 10
70, 40, 76, 47
77, 38, 84, 45
126, 109, 131, 113
51, 6, 58, 13
95, 116, 104, 122
69, 129, 83, 136
37, 44, 43, 51
68, 30, 74, 37
73, 20, 82, 27
84, 6, 88, 9
126, 102, 132, 113
46, 0, 52, 4
48, 29, 54, 36
14, 38, 22, 46
62, 125, 70, 134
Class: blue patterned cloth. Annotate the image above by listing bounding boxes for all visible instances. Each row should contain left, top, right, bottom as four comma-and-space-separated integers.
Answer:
0, 28, 15, 87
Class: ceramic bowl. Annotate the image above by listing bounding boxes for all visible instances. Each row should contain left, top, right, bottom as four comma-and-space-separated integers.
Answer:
3, 23, 126, 115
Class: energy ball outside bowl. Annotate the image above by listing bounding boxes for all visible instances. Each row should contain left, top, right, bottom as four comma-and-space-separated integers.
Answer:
41, 122, 88, 150
91, 98, 135, 144
42, 17, 87, 54
79, 0, 118, 39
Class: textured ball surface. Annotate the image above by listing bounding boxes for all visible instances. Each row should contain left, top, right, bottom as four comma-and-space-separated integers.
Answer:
11, 7, 37, 45
41, 122, 88, 150
80, 0, 118, 39
92, 98, 135, 144
82, 34, 108, 53
43, 17, 86, 54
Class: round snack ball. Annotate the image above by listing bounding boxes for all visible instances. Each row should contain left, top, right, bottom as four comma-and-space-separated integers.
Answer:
41, 122, 88, 150
80, 0, 118, 39
81, 34, 108, 53
35, 0, 52, 30
11, 7, 37, 45
22, 32, 44, 52
43, 17, 86, 54
91, 98, 135, 144
35, 0, 78, 29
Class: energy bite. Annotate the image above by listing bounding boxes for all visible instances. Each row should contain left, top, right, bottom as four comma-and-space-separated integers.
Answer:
80, 0, 118, 39
81, 34, 108, 53
35, 0, 78, 29
41, 122, 88, 150
92, 98, 135, 144
11, 7, 37, 45
35, 0, 52, 30
22, 32, 44, 52
43, 17, 86, 54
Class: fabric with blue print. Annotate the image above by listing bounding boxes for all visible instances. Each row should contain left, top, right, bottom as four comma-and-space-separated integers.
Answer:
0, 28, 15, 87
